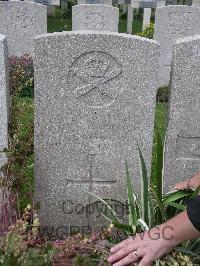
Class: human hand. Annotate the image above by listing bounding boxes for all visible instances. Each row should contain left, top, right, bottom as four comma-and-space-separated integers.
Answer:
107, 226, 175, 266
173, 172, 200, 191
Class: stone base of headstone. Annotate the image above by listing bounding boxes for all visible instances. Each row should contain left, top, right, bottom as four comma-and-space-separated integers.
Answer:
72, 4, 119, 32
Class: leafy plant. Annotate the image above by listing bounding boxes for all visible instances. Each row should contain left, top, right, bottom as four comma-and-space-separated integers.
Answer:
88, 132, 200, 264
0, 205, 56, 266
137, 23, 154, 39
9, 55, 34, 98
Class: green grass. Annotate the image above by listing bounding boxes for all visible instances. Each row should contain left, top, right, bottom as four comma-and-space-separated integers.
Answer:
9, 97, 34, 211
154, 102, 168, 141
47, 7, 143, 34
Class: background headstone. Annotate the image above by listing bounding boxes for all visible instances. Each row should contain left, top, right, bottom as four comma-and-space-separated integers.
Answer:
0, 35, 9, 170
72, 4, 119, 32
193, 0, 200, 6
0, 1, 47, 57
164, 36, 200, 190
143, 8, 151, 30
131, 0, 165, 31
127, 4, 133, 33
154, 5, 200, 87
34, 31, 159, 232
77, 0, 113, 5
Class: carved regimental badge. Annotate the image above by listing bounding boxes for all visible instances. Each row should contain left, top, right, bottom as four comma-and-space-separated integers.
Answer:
68, 51, 123, 107
168, 12, 192, 35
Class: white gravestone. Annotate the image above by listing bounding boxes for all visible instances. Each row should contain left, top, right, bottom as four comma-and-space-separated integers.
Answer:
164, 36, 200, 190
143, 8, 151, 30
127, 4, 133, 33
77, 0, 113, 5
131, 0, 166, 31
0, 35, 9, 170
34, 31, 159, 232
0, 1, 47, 57
72, 5, 119, 32
154, 6, 200, 87
193, 0, 200, 6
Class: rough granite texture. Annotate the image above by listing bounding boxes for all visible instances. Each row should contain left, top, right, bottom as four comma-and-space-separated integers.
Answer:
72, 4, 119, 32
34, 31, 159, 231
164, 36, 200, 190
0, 1, 47, 57
77, 0, 113, 5
0, 35, 9, 169
193, 0, 200, 6
154, 6, 200, 87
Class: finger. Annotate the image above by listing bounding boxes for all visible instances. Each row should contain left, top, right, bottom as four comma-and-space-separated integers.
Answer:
108, 243, 138, 263
110, 237, 134, 254
172, 180, 189, 191
112, 250, 144, 266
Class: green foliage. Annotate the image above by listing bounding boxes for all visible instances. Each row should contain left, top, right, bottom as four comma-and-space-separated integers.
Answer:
2, 56, 34, 211
9, 55, 34, 98
6, 96, 34, 210
0, 212, 56, 266
137, 23, 154, 39
90, 132, 200, 263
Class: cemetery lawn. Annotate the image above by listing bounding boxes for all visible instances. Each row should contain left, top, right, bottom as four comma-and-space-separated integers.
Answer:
47, 8, 143, 34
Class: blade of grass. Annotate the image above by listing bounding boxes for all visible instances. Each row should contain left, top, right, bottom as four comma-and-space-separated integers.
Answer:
137, 145, 149, 226
163, 190, 192, 204
152, 131, 164, 201
85, 191, 120, 223
163, 201, 185, 211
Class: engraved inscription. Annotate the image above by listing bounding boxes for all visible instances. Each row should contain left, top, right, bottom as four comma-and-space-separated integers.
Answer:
168, 12, 192, 35
85, 12, 105, 31
68, 51, 123, 107
176, 136, 200, 159
11, 8, 34, 29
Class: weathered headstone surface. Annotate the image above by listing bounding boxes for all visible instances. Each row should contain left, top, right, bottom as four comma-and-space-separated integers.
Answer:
77, 0, 113, 5
72, 4, 119, 32
193, 0, 200, 6
164, 36, 200, 190
154, 6, 200, 87
0, 1, 47, 56
0, 35, 9, 170
34, 31, 159, 233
